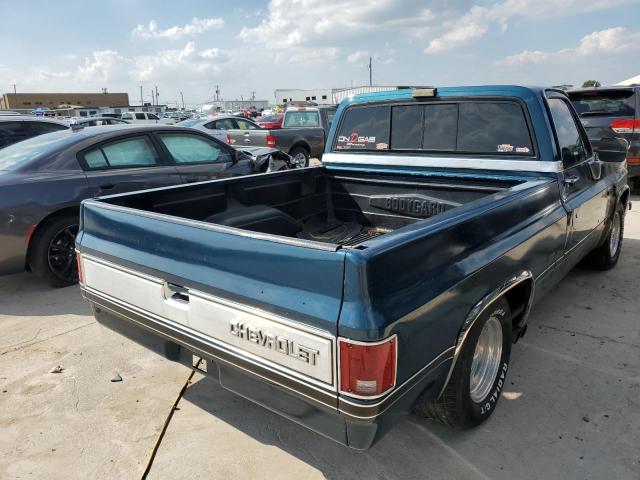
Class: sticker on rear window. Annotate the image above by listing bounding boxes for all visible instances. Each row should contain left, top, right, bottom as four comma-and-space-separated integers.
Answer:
497, 144, 514, 152
336, 132, 377, 149
515, 146, 531, 153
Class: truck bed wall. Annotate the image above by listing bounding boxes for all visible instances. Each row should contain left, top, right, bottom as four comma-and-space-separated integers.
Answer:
101, 167, 514, 246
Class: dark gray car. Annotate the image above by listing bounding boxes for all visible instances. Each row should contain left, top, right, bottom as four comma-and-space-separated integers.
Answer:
0, 125, 280, 286
0, 115, 69, 149
568, 86, 639, 191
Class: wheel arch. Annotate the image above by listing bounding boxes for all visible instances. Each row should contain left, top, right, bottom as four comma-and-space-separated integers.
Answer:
436, 270, 534, 399
288, 142, 310, 155
25, 206, 80, 269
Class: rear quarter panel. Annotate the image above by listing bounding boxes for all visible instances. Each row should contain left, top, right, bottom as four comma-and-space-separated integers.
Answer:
338, 176, 567, 385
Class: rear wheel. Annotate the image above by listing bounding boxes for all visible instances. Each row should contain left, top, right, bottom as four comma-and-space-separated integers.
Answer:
29, 214, 79, 287
415, 297, 512, 428
289, 146, 310, 168
584, 202, 624, 270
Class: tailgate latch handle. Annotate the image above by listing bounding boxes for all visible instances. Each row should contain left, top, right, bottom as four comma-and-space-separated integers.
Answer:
163, 282, 190, 303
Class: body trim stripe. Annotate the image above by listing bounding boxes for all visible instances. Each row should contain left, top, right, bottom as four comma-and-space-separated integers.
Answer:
323, 153, 563, 173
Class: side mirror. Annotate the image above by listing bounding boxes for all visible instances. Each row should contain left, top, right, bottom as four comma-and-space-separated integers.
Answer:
597, 137, 629, 163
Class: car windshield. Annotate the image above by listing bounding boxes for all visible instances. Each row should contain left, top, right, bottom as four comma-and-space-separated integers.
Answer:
0, 131, 77, 170
177, 118, 205, 127
569, 90, 636, 117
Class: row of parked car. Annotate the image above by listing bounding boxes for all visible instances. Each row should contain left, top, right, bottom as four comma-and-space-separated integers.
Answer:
0, 84, 637, 288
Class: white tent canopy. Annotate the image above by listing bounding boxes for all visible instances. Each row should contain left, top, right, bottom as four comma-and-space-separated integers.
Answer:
616, 75, 640, 86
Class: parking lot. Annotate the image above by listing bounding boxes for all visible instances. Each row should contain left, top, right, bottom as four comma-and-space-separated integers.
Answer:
0, 198, 638, 480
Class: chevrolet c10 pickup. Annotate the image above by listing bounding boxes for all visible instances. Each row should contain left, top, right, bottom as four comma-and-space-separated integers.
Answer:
76, 86, 630, 450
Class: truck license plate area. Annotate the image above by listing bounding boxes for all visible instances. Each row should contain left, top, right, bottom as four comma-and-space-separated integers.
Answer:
82, 256, 335, 386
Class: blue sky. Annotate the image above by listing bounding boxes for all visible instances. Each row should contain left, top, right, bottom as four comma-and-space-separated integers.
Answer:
0, 0, 639, 107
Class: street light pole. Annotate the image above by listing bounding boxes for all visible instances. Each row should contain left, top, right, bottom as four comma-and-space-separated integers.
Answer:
140, 86, 143, 106
180, 91, 185, 110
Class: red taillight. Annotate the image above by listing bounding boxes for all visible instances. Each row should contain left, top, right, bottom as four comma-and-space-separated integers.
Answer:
339, 336, 397, 398
266, 133, 276, 147
226, 133, 231, 144
75, 249, 84, 284
627, 156, 640, 165
611, 119, 640, 134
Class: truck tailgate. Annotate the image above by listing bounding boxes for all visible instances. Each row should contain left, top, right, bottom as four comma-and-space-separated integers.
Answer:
77, 200, 345, 388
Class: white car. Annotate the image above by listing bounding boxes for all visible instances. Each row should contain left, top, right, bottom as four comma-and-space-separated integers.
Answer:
120, 112, 175, 125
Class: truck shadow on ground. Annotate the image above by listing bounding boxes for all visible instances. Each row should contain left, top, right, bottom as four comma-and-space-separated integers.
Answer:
179, 236, 640, 480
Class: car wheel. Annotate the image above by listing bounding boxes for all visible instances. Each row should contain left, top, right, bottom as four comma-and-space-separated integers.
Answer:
29, 214, 79, 288
584, 202, 625, 271
289, 146, 309, 168
414, 297, 512, 428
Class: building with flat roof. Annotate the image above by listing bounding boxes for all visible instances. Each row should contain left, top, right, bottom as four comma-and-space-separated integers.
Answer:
274, 86, 400, 106
0, 92, 130, 110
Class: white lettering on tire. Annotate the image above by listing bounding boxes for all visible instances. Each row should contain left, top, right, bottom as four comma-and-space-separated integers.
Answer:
480, 362, 509, 415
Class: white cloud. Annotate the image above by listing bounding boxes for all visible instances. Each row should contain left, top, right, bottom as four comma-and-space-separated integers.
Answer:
497, 27, 640, 66
132, 17, 224, 40
347, 50, 368, 64
424, 0, 638, 54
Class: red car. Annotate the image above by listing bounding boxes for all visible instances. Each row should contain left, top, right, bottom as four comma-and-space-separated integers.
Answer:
256, 114, 284, 129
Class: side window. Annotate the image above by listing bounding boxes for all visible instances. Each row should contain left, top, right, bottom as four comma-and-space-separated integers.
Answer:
335, 106, 389, 150
135, 113, 146, 120
121, 113, 132, 120
209, 119, 235, 130
0, 122, 27, 148
547, 98, 587, 166
158, 133, 232, 164
325, 109, 336, 127
235, 119, 259, 130
83, 136, 159, 169
29, 122, 68, 135
148, 114, 159, 120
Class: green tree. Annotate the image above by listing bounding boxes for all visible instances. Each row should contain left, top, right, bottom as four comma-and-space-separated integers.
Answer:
582, 80, 601, 87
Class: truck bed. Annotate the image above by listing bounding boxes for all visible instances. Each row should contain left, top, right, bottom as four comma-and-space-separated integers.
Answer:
98, 167, 522, 249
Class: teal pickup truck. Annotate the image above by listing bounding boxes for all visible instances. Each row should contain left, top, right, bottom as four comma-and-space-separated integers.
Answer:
76, 86, 630, 449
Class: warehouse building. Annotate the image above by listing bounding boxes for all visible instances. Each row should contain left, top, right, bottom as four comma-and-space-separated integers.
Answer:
0, 91, 129, 110
274, 86, 400, 106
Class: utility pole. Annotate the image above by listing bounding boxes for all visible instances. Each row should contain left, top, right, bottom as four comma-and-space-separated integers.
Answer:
251, 91, 256, 101
368, 56, 372, 86
180, 91, 185, 110
12, 84, 17, 94
215, 85, 220, 102
139, 86, 143, 106
154, 85, 159, 106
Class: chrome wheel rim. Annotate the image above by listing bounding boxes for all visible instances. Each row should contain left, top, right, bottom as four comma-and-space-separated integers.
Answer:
470, 316, 503, 403
293, 152, 307, 167
609, 212, 621, 257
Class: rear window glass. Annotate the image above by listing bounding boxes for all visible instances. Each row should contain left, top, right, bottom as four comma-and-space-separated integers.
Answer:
336, 101, 533, 155
335, 106, 389, 150
283, 111, 320, 128
569, 90, 636, 117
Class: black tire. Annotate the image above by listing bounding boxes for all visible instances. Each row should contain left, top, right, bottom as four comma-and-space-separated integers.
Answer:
584, 202, 625, 271
415, 297, 512, 428
289, 146, 310, 168
29, 214, 79, 288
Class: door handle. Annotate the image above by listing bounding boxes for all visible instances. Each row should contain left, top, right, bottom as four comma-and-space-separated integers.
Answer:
163, 282, 189, 303
99, 183, 115, 190
563, 175, 579, 186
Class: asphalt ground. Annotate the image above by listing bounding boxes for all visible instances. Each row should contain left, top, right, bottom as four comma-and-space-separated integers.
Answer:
1, 197, 638, 480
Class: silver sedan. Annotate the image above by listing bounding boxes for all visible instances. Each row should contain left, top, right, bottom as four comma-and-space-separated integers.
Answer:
175, 115, 262, 144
